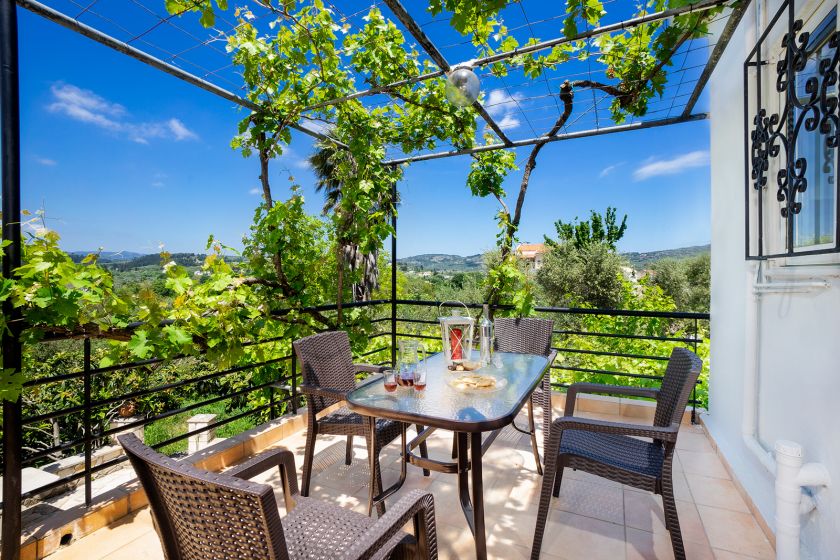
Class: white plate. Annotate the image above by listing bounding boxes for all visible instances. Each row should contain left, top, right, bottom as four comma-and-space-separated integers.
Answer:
447, 375, 508, 393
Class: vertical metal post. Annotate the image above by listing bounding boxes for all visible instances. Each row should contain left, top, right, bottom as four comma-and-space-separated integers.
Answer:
692, 317, 699, 424
290, 354, 298, 415
1, 0, 23, 557
390, 179, 397, 368
83, 338, 92, 507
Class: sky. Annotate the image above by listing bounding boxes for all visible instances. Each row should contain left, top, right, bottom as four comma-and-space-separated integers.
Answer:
17, 1, 714, 258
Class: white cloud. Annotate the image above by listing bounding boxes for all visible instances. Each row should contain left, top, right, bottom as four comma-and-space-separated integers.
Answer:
632, 150, 710, 181
249, 187, 261, 195
599, 162, 623, 178
167, 118, 198, 141
34, 156, 57, 166
484, 89, 524, 131
277, 147, 312, 170
151, 181, 165, 188
47, 83, 198, 144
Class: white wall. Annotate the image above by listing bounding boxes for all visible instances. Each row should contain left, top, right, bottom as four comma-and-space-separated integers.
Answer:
707, 2, 840, 558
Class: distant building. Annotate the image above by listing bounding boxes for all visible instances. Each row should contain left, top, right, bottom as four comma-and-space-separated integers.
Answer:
515, 243, 548, 271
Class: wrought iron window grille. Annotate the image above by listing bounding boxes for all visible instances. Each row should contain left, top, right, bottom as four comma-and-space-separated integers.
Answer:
745, 0, 840, 259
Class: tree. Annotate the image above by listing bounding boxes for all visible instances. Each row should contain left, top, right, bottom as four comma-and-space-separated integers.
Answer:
547, 207, 628, 251
536, 243, 625, 309
309, 140, 392, 305
452, 1, 724, 309
650, 253, 710, 312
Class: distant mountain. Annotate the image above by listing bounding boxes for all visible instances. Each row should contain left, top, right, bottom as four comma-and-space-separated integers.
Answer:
397, 245, 710, 273
398, 253, 484, 272
68, 251, 146, 263
621, 244, 710, 269
107, 253, 209, 271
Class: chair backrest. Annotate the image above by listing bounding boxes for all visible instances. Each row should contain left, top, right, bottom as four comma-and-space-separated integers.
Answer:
119, 433, 288, 560
494, 317, 555, 356
293, 331, 357, 415
653, 347, 704, 428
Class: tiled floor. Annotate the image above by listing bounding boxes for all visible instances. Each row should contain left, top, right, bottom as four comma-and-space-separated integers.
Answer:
47, 410, 775, 560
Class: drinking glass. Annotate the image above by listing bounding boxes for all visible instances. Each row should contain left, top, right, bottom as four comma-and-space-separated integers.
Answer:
383, 369, 397, 392
414, 367, 427, 391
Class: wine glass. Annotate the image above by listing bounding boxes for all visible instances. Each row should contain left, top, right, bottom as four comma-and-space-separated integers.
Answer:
383, 369, 397, 392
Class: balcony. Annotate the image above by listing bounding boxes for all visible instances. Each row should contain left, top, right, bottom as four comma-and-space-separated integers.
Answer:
6, 301, 776, 560
41, 404, 773, 560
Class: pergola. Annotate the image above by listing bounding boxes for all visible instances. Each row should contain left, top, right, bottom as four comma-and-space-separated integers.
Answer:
0, 0, 747, 557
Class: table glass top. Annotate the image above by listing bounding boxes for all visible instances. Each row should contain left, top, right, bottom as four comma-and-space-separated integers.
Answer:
346, 351, 549, 430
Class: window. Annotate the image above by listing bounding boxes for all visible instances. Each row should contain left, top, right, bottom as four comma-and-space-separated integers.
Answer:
746, 1, 840, 259
793, 12, 836, 251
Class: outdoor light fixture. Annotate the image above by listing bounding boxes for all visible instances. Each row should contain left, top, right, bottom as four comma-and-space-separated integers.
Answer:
445, 66, 480, 107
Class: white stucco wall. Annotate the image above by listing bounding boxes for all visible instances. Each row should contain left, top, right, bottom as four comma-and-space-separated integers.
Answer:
707, 2, 840, 558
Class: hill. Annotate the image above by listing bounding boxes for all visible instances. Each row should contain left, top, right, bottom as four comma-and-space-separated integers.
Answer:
68, 251, 145, 263
397, 253, 484, 272
621, 244, 710, 269
396, 245, 710, 273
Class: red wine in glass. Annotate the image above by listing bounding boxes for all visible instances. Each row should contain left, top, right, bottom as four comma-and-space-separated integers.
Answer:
414, 370, 427, 391
397, 372, 414, 387
383, 370, 397, 392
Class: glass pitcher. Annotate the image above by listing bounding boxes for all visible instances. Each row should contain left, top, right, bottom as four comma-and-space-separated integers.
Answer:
397, 339, 426, 387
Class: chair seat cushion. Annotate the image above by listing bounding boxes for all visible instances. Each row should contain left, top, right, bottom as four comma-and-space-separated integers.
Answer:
560, 429, 665, 478
283, 496, 408, 560
319, 407, 403, 444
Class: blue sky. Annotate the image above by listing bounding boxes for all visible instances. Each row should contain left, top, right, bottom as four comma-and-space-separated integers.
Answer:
18, 2, 713, 258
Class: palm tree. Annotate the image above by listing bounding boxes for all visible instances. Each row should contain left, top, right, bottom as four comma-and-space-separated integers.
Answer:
309, 141, 392, 305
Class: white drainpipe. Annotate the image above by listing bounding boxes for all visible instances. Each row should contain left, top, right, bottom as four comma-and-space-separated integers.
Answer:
742, 262, 776, 474
743, 262, 832, 559
774, 440, 831, 560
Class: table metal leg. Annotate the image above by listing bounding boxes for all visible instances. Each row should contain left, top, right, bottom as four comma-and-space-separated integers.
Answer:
455, 431, 488, 560
455, 432, 475, 534
470, 431, 487, 560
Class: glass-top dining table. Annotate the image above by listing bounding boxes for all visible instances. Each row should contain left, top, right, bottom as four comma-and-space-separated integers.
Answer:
346, 351, 552, 560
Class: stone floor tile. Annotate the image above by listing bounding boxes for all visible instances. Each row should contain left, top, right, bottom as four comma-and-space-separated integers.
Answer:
686, 474, 750, 513
697, 505, 774, 560
712, 548, 767, 559
625, 527, 715, 560
678, 451, 730, 480
48, 509, 155, 560
529, 510, 627, 560
623, 490, 708, 545
552, 476, 625, 524
676, 431, 714, 453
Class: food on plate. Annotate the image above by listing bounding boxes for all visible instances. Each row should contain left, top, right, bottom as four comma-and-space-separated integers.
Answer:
450, 374, 497, 391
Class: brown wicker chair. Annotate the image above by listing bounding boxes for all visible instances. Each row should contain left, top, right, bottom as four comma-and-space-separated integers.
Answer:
294, 331, 428, 517
494, 317, 556, 476
119, 433, 437, 560
530, 347, 702, 560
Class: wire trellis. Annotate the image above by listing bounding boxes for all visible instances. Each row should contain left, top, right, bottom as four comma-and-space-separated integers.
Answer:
21, 0, 742, 162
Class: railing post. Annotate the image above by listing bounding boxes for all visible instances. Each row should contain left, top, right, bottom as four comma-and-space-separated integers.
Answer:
83, 337, 92, 507
692, 317, 699, 424
390, 179, 397, 367
1, 0, 23, 557
291, 354, 298, 415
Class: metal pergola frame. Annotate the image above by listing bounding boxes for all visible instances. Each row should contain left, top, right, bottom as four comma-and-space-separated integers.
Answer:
0, 0, 747, 557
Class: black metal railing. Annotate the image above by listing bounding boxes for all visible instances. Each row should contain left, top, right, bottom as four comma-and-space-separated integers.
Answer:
6, 298, 708, 511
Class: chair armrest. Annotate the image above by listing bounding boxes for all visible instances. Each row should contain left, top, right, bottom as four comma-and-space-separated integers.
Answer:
339, 489, 436, 560
354, 363, 388, 375
553, 416, 678, 443
299, 384, 348, 401
227, 447, 299, 511
565, 382, 659, 417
